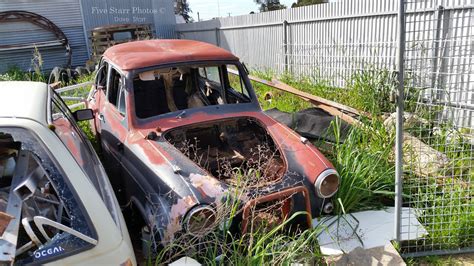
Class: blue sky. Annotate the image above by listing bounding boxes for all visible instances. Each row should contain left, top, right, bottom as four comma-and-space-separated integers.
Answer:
188, 0, 296, 21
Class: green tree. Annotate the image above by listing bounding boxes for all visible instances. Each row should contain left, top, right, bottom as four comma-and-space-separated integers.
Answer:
254, 0, 287, 12
176, 0, 193, 23
291, 0, 326, 8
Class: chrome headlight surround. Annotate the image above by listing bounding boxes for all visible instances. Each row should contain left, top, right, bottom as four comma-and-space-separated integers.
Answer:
314, 169, 340, 198
182, 205, 217, 236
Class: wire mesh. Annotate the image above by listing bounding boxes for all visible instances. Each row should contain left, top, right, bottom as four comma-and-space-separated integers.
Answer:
400, 0, 474, 257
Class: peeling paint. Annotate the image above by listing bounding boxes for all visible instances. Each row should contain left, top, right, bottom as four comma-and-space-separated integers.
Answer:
164, 196, 197, 242
189, 173, 225, 200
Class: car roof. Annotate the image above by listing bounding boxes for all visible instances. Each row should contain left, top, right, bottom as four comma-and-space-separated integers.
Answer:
0, 81, 48, 124
103, 39, 239, 71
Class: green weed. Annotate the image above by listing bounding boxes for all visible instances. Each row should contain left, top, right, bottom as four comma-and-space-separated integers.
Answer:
328, 118, 395, 214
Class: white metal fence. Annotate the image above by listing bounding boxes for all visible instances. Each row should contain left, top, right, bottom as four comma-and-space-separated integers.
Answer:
177, 0, 402, 88
176, 0, 472, 90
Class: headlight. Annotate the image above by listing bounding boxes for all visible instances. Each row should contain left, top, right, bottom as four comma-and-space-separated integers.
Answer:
183, 205, 217, 236
314, 169, 340, 198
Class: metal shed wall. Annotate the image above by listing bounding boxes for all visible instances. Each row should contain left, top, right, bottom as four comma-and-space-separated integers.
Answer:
79, 0, 176, 52
0, 0, 176, 74
0, 0, 89, 73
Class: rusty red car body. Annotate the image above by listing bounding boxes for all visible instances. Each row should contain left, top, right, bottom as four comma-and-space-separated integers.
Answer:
87, 39, 340, 249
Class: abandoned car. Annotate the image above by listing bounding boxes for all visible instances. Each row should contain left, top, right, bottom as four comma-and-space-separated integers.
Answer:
0, 82, 136, 265
87, 39, 340, 249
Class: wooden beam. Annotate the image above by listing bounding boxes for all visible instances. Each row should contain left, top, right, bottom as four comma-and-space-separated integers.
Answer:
310, 100, 363, 126
270, 79, 369, 118
228, 68, 368, 125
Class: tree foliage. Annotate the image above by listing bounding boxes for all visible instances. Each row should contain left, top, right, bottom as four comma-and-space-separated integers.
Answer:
291, 0, 326, 8
175, 0, 193, 23
254, 0, 287, 12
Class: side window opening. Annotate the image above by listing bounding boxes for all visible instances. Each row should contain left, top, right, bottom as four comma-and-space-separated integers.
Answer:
0, 128, 97, 264
198, 67, 220, 84
108, 68, 121, 106
226, 66, 251, 101
50, 91, 121, 228
117, 86, 126, 116
95, 60, 108, 88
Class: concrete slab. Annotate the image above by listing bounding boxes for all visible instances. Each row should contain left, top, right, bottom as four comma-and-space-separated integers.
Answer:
313, 207, 427, 256
169, 256, 201, 266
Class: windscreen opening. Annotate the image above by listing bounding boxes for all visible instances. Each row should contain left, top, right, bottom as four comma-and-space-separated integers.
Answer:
133, 64, 252, 119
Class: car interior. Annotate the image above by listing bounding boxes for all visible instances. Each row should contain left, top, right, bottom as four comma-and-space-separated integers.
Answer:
0, 130, 96, 263
133, 65, 251, 119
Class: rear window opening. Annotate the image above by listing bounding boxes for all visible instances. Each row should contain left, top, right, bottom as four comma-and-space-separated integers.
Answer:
0, 128, 96, 264
133, 64, 252, 119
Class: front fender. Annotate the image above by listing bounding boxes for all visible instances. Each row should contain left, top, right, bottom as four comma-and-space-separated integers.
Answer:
143, 194, 171, 244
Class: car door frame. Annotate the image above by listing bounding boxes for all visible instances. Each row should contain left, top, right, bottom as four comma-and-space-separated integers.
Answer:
99, 64, 128, 166
50, 89, 125, 232
88, 58, 108, 136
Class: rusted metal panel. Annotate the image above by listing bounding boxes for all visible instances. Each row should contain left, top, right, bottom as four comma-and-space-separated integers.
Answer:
241, 186, 313, 234
103, 39, 239, 70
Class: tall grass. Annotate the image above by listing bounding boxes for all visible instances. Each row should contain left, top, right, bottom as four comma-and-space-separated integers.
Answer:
155, 212, 323, 265
0, 65, 46, 82
0, 48, 46, 82
252, 68, 473, 253
328, 118, 395, 214
252, 67, 397, 116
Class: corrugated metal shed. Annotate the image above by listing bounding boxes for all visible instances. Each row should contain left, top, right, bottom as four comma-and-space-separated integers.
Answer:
0, 0, 177, 73
0, 0, 89, 73
79, 0, 176, 53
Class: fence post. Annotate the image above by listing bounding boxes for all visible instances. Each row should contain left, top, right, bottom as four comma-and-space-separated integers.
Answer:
215, 28, 220, 47
431, 5, 444, 90
394, 0, 406, 243
437, 7, 451, 103
282, 20, 289, 73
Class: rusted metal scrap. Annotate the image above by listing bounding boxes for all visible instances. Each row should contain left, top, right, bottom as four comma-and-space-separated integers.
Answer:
0, 212, 13, 236
0, 11, 71, 67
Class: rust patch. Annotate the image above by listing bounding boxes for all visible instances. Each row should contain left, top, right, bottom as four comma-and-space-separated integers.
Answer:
0, 211, 13, 236
241, 187, 312, 234
164, 196, 197, 242
189, 173, 225, 200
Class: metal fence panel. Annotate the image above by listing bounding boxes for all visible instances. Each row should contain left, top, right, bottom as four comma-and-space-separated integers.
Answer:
399, 0, 474, 257
176, 0, 400, 87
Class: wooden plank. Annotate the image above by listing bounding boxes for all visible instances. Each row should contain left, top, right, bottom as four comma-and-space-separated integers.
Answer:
271, 79, 369, 117
310, 100, 363, 126
227, 68, 367, 125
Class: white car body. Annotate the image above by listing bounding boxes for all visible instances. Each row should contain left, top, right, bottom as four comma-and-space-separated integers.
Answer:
0, 81, 136, 265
